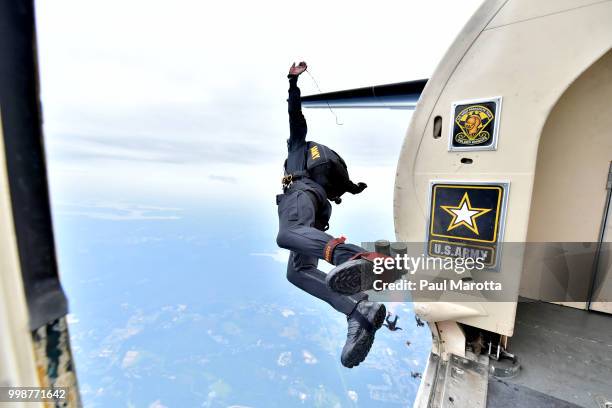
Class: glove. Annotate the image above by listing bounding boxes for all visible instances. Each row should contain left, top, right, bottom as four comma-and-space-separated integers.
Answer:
288, 61, 307, 77
350, 182, 367, 194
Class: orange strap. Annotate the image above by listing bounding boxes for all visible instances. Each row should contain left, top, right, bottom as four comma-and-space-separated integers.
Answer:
350, 252, 390, 262
324, 236, 346, 263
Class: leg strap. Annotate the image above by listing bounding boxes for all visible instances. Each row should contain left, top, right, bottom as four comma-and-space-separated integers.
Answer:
324, 236, 346, 264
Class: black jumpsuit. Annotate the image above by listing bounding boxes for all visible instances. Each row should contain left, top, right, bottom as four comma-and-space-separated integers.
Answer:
276, 75, 367, 315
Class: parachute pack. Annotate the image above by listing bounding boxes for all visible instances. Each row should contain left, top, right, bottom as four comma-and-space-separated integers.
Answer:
304, 141, 355, 203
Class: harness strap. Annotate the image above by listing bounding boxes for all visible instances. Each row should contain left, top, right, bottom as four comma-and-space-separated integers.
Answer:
349, 251, 390, 262
324, 236, 346, 264
292, 170, 309, 178
281, 171, 310, 190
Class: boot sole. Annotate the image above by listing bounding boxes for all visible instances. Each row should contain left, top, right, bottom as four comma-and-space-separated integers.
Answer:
326, 259, 378, 295
342, 304, 386, 368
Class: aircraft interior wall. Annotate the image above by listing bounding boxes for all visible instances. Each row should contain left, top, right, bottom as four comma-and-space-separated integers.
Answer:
521, 49, 612, 312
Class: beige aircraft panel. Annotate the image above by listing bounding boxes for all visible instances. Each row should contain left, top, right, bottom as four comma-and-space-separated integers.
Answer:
394, 0, 612, 335
0, 113, 41, 396
487, 0, 607, 28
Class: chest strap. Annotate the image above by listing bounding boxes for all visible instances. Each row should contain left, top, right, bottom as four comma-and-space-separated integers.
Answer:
281, 170, 310, 189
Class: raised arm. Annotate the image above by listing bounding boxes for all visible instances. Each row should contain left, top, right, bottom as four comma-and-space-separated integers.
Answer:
287, 61, 308, 151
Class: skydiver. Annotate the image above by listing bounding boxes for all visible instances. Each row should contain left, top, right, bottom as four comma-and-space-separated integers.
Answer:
415, 315, 425, 327
276, 61, 386, 368
383, 312, 403, 331
411, 371, 422, 379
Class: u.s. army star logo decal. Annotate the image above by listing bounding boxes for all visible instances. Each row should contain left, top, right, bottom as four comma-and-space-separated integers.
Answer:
440, 192, 492, 236
428, 183, 506, 246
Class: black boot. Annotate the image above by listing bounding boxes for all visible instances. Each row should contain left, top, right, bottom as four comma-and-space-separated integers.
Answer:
341, 301, 386, 368
326, 254, 380, 295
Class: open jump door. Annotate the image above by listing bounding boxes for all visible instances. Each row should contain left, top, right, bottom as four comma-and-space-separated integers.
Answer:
302, 0, 612, 405
523, 50, 612, 314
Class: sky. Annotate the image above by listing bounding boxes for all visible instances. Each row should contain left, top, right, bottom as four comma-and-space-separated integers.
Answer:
33, 1, 484, 406
35, 0, 483, 211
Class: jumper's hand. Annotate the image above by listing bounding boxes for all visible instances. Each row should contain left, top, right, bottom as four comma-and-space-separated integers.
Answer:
351, 182, 367, 194
289, 61, 308, 76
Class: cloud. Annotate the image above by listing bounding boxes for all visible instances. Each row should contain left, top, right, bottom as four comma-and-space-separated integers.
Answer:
277, 351, 292, 367
124, 236, 164, 245
208, 174, 237, 184
250, 249, 289, 264
95, 309, 155, 366
46, 125, 274, 166
55, 201, 182, 220
302, 350, 318, 365
66, 313, 79, 324
121, 350, 140, 369
35, 0, 482, 202
148, 400, 167, 408
112, 326, 143, 342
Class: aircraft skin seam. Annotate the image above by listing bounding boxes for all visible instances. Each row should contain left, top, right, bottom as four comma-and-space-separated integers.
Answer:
484, 0, 612, 31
